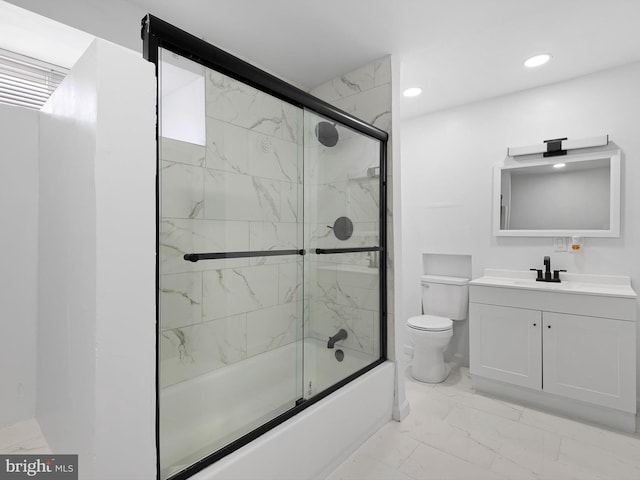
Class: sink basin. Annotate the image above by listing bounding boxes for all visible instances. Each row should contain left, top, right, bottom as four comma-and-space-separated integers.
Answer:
470, 269, 636, 298
512, 279, 572, 289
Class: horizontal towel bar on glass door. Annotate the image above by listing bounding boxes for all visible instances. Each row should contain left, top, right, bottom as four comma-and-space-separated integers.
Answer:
184, 249, 306, 262
314, 247, 382, 255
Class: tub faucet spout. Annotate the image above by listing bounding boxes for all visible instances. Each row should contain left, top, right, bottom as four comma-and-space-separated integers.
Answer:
327, 329, 348, 349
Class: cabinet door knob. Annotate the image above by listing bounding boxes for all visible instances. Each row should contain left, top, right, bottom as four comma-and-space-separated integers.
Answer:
548, 325, 551, 328
533, 323, 537, 326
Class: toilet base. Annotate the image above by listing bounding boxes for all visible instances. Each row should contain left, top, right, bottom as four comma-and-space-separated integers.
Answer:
411, 348, 451, 383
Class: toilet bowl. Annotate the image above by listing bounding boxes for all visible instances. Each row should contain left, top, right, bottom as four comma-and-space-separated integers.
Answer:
407, 275, 469, 383
407, 314, 453, 383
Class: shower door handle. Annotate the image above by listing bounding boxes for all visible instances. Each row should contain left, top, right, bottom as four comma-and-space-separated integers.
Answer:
314, 246, 382, 255
184, 249, 305, 262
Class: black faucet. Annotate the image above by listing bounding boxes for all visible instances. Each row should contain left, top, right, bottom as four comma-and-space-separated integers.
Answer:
530, 256, 566, 283
327, 329, 348, 349
544, 256, 551, 281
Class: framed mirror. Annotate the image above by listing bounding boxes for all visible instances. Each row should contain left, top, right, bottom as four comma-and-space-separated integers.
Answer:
493, 149, 621, 237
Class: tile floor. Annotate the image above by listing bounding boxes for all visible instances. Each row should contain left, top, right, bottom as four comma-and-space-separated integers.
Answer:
3, 367, 640, 479
326, 365, 640, 480
0, 418, 50, 454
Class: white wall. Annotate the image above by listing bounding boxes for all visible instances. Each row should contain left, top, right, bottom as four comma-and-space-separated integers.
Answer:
38, 38, 156, 478
0, 103, 38, 428
6, 0, 146, 53
401, 62, 640, 396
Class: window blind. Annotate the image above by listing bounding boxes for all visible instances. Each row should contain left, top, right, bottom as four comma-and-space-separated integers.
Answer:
0, 48, 68, 110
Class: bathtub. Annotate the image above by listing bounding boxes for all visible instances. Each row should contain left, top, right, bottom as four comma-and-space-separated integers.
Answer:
160, 338, 394, 479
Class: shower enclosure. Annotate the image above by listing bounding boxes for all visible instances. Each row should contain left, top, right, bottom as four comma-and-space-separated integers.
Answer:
142, 15, 387, 480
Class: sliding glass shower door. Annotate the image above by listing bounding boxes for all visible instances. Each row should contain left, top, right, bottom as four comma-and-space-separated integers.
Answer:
303, 109, 383, 397
157, 49, 304, 478
146, 16, 387, 480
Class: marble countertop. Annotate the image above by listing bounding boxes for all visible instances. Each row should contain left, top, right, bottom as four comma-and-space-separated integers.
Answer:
470, 269, 637, 299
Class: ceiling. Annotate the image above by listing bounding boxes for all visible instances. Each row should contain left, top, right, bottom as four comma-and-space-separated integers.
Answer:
2, 0, 640, 119
126, 0, 640, 119
0, 1, 93, 68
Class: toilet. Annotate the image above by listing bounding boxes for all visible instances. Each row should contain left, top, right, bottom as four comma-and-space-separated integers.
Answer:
407, 275, 469, 383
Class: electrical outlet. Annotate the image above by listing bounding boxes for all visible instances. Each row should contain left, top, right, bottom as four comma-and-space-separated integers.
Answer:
554, 237, 567, 252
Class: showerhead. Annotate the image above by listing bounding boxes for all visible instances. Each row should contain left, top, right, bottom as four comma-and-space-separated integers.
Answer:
315, 121, 339, 147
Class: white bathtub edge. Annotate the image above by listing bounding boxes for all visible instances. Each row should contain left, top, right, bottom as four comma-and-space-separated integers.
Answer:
191, 361, 395, 480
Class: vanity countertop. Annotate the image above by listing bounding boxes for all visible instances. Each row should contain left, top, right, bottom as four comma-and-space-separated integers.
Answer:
470, 269, 637, 299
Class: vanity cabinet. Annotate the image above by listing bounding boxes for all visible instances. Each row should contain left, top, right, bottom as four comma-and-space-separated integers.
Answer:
469, 272, 637, 431
542, 311, 635, 411
470, 303, 541, 390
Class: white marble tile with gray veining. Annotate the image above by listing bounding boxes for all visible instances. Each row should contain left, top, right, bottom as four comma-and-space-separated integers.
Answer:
159, 314, 247, 388
280, 180, 300, 223
278, 260, 303, 304
205, 69, 283, 136
160, 272, 203, 330
205, 118, 249, 174
281, 102, 301, 143
0, 419, 51, 454
249, 221, 299, 251
161, 161, 204, 219
246, 302, 301, 357
317, 182, 347, 224
310, 63, 375, 103
333, 84, 392, 133
307, 262, 338, 304
248, 131, 300, 183
336, 268, 379, 311
347, 178, 379, 223
344, 307, 376, 354
309, 301, 375, 354
159, 218, 249, 274
204, 169, 282, 222
201, 265, 279, 320
160, 136, 206, 166
374, 56, 392, 87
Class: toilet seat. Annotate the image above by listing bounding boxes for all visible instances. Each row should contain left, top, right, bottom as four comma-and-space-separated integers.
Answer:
407, 314, 452, 332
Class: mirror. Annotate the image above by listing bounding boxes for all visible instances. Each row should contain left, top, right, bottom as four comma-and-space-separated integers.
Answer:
493, 149, 620, 237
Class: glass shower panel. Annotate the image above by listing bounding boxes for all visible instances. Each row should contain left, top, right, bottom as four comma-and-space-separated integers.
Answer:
303, 109, 382, 397
157, 48, 304, 479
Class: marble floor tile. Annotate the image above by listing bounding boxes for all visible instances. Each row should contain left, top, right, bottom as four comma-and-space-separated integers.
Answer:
0, 418, 50, 454
399, 443, 505, 480
325, 364, 640, 480
325, 452, 415, 480
355, 422, 420, 469
557, 436, 640, 479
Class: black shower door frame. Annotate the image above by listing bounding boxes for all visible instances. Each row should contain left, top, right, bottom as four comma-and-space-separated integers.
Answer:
142, 13, 388, 480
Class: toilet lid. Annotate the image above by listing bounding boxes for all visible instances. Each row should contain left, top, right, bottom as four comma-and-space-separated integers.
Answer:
408, 315, 453, 332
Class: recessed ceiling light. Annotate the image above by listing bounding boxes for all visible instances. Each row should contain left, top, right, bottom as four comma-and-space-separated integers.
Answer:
403, 87, 422, 97
524, 54, 551, 68
553, 163, 566, 169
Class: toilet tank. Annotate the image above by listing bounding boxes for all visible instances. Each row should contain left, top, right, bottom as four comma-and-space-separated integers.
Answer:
420, 275, 469, 320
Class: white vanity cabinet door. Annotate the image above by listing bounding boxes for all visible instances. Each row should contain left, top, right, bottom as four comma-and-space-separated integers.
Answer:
470, 303, 542, 390
543, 312, 636, 412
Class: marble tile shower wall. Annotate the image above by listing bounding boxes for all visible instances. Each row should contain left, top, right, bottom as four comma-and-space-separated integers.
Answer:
159, 69, 304, 388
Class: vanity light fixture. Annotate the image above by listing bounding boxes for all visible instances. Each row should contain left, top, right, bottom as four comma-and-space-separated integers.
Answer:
403, 87, 422, 97
524, 53, 551, 68
553, 163, 566, 169
507, 134, 609, 157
